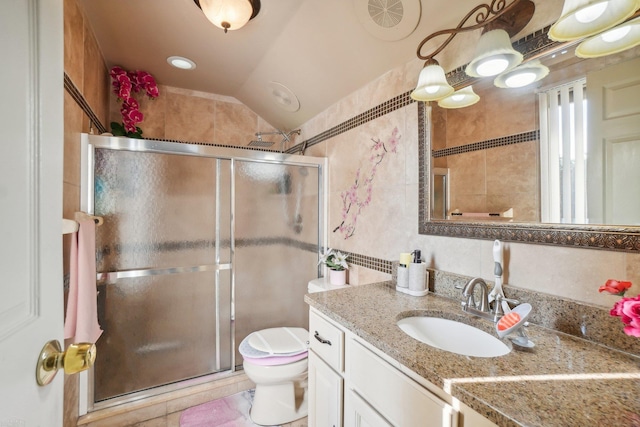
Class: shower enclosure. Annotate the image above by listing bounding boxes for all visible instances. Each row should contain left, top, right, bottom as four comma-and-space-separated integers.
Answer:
80, 134, 325, 408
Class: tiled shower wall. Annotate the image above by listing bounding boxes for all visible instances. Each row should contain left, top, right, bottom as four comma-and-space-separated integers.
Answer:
107, 85, 281, 148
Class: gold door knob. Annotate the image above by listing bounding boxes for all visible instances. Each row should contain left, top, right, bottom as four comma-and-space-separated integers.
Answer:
36, 340, 97, 386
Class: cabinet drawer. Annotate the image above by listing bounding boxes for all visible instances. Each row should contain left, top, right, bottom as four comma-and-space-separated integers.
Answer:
347, 339, 458, 427
309, 310, 344, 373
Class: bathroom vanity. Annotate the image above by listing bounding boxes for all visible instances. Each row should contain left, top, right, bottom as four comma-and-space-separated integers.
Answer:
305, 282, 640, 427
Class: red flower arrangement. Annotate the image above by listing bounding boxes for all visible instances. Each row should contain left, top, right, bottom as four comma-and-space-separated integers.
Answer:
110, 66, 159, 137
599, 279, 640, 337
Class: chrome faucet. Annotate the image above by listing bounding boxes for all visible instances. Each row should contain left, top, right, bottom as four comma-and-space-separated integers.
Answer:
461, 277, 492, 320
461, 277, 519, 322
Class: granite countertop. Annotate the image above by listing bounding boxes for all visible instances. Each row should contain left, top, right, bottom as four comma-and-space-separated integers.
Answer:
304, 282, 640, 427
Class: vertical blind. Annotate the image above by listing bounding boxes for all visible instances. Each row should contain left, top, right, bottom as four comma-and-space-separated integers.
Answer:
539, 78, 587, 224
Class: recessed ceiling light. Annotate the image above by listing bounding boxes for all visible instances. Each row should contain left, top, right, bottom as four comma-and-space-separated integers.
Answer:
167, 56, 196, 70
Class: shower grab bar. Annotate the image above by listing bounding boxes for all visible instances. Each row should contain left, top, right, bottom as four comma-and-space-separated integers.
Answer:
97, 263, 232, 282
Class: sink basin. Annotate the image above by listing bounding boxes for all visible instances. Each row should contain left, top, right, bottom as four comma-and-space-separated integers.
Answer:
397, 316, 510, 358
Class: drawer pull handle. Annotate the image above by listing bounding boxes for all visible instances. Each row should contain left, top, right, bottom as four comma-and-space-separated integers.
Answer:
314, 331, 332, 346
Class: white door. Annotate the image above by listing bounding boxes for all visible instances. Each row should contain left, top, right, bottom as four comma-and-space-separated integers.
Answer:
0, 0, 64, 425
587, 57, 640, 225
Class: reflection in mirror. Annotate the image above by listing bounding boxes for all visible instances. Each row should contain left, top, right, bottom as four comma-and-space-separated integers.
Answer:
430, 42, 640, 226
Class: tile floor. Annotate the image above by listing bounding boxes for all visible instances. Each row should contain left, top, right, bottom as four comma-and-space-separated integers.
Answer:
77, 373, 308, 427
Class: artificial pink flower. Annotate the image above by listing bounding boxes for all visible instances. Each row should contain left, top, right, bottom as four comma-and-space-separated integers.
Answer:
599, 279, 632, 296
609, 295, 640, 337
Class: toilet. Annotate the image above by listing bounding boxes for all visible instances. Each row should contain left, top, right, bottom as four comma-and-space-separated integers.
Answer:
241, 277, 349, 425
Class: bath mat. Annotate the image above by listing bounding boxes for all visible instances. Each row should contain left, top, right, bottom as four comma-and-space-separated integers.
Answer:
180, 390, 280, 427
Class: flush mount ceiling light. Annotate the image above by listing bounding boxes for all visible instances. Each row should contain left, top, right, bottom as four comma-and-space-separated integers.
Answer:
437, 85, 481, 109
494, 59, 549, 88
167, 56, 197, 70
575, 16, 640, 57
410, 59, 455, 101
412, 0, 535, 104
194, 0, 260, 33
548, 0, 638, 42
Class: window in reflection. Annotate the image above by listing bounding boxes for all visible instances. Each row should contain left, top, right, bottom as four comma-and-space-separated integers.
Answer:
539, 79, 588, 224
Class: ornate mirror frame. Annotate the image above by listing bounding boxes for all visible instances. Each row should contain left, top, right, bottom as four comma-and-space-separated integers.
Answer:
418, 26, 640, 253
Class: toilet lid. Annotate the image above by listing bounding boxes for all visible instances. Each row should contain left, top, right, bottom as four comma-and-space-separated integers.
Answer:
239, 327, 309, 359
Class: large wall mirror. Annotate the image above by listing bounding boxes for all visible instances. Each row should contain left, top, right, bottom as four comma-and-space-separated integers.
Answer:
419, 26, 640, 252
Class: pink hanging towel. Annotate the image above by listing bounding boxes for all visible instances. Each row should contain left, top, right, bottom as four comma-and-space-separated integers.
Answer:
64, 219, 103, 343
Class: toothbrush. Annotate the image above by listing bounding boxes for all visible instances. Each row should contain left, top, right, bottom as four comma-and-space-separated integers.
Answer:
488, 240, 510, 312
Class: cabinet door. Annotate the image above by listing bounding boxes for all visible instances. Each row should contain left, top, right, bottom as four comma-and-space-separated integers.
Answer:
344, 388, 392, 427
347, 339, 458, 427
309, 351, 343, 427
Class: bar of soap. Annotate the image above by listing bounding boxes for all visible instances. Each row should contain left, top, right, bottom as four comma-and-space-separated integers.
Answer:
497, 311, 521, 331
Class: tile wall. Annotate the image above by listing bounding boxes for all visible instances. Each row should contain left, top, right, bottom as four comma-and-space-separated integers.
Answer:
431, 78, 539, 221
296, 53, 640, 310
107, 86, 283, 147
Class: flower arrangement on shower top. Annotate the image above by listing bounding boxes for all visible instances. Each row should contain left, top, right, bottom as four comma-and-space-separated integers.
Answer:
109, 66, 159, 138
333, 127, 400, 239
598, 279, 640, 337
318, 248, 349, 271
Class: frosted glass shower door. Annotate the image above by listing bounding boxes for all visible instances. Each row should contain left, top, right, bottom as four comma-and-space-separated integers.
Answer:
92, 149, 232, 402
233, 161, 320, 366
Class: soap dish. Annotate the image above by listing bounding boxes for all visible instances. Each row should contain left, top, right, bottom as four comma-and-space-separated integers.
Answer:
495, 303, 532, 339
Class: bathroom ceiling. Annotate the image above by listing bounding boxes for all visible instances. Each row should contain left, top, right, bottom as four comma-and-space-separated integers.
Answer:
79, 0, 559, 132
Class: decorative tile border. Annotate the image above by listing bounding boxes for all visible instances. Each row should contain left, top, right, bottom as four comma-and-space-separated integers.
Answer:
64, 73, 108, 134
285, 91, 414, 154
432, 130, 539, 158
343, 251, 394, 275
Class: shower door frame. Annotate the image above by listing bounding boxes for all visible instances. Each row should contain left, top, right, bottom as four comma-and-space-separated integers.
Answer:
78, 134, 327, 414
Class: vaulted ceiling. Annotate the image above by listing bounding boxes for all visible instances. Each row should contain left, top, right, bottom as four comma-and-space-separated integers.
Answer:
80, 0, 560, 131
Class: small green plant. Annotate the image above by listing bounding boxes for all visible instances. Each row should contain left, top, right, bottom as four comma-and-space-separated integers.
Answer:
318, 248, 349, 271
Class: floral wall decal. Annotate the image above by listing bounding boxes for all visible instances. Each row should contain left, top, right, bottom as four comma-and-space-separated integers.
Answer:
110, 66, 159, 138
333, 127, 401, 239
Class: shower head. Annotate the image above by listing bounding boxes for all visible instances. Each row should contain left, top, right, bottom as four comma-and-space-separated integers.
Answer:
247, 134, 275, 148
248, 129, 301, 151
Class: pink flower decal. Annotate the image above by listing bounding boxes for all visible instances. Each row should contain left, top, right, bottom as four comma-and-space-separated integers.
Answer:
333, 127, 401, 239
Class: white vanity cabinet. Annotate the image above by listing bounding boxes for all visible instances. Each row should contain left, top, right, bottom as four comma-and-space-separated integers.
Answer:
308, 308, 497, 427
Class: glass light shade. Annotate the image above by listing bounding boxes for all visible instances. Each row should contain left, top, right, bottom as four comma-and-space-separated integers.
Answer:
437, 86, 480, 109
465, 30, 523, 78
576, 17, 640, 57
494, 59, 550, 88
199, 0, 253, 32
410, 63, 455, 101
548, 0, 638, 42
